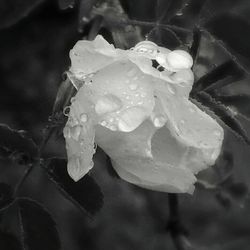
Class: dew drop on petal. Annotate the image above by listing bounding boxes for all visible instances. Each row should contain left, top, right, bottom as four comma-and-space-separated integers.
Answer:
100, 120, 108, 127
153, 116, 166, 128
213, 130, 221, 137
95, 95, 122, 115
129, 83, 138, 90
117, 107, 147, 132
70, 125, 81, 140
109, 125, 117, 131
63, 106, 71, 116
80, 113, 88, 123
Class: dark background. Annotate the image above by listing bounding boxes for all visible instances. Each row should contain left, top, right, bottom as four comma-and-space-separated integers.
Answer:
1, 0, 250, 250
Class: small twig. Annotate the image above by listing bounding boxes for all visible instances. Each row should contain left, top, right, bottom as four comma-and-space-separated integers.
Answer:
167, 194, 192, 250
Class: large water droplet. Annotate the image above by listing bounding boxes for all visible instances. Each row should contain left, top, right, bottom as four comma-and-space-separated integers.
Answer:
95, 94, 122, 115
117, 107, 147, 132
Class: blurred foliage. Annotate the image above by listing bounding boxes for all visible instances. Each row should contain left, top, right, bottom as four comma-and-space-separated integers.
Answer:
1, 0, 250, 250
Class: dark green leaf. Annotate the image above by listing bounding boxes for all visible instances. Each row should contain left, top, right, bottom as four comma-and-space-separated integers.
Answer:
156, 0, 188, 23
0, 230, 22, 250
213, 94, 250, 118
17, 198, 61, 250
0, 183, 14, 211
0, 0, 45, 30
45, 158, 103, 216
192, 61, 244, 94
0, 124, 38, 162
194, 92, 250, 145
189, 27, 201, 67
204, 13, 250, 73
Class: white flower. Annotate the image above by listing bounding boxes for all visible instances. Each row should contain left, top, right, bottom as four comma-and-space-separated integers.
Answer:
63, 35, 224, 193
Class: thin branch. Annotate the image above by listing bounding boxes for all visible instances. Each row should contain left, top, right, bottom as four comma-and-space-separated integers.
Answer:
167, 194, 192, 250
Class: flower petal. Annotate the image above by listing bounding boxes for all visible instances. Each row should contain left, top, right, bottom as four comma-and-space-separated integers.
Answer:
155, 86, 224, 170
87, 60, 155, 132
69, 35, 117, 80
95, 120, 197, 193
63, 86, 97, 181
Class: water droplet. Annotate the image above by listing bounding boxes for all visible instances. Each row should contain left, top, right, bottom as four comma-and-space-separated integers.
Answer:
180, 119, 185, 125
167, 85, 175, 95
117, 107, 147, 132
109, 125, 117, 131
100, 120, 108, 127
153, 116, 166, 127
80, 113, 88, 123
141, 92, 146, 98
71, 125, 81, 140
213, 130, 221, 137
138, 101, 143, 105
125, 96, 130, 100
70, 97, 76, 103
95, 95, 122, 115
63, 106, 71, 116
129, 83, 138, 90
176, 11, 183, 16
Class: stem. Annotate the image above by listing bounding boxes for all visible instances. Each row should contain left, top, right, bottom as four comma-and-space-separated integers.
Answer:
167, 194, 191, 250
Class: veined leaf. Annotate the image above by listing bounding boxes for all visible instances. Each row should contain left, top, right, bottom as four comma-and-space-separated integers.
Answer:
45, 158, 103, 216
17, 198, 61, 250
194, 91, 250, 145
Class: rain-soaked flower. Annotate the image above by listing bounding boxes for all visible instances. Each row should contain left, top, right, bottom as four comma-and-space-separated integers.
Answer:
63, 35, 224, 193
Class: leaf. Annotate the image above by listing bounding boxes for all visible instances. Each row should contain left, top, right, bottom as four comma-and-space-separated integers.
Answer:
204, 13, 250, 73
149, 27, 182, 50
169, 0, 207, 29
0, 230, 22, 250
0, 124, 38, 162
0, 0, 45, 30
213, 94, 250, 118
194, 91, 250, 145
155, 0, 188, 23
58, 0, 75, 10
0, 183, 14, 211
45, 158, 103, 216
17, 198, 61, 250
189, 27, 201, 67
192, 61, 244, 94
